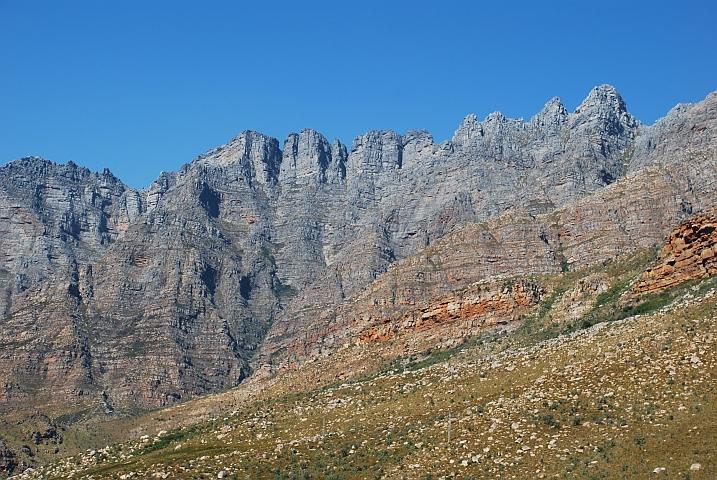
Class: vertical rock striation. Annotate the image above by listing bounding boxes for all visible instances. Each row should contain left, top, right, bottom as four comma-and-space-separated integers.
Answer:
1, 85, 715, 414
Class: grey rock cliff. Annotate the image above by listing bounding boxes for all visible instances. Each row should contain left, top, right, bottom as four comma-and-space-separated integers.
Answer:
256, 89, 717, 374
2, 85, 714, 415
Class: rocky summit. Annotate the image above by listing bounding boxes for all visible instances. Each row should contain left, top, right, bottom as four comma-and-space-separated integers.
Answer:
1, 85, 717, 477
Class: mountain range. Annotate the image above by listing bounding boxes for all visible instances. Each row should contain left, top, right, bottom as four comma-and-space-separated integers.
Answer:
1, 84, 715, 431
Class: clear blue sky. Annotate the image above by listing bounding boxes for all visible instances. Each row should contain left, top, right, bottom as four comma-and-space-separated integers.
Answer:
2, 0, 716, 189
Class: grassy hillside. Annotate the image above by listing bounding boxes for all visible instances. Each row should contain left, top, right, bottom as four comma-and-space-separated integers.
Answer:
8, 249, 717, 479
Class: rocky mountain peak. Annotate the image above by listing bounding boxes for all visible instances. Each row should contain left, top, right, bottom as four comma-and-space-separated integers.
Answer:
629, 88, 717, 175
480, 111, 525, 143
575, 84, 625, 112
1, 156, 111, 188
195, 130, 282, 185
400, 129, 435, 163
348, 130, 403, 173
402, 128, 434, 146
570, 84, 638, 133
279, 129, 345, 185
452, 113, 484, 146
528, 97, 568, 133
0, 156, 131, 213
452, 86, 637, 154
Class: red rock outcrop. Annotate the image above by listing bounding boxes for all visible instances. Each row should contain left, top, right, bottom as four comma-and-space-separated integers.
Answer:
633, 208, 717, 293
358, 280, 543, 343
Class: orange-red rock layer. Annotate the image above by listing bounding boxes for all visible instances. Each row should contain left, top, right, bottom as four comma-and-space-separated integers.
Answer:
634, 208, 717, 293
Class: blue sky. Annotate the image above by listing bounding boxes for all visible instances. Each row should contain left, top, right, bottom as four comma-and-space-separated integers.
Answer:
2, 0, 716, 189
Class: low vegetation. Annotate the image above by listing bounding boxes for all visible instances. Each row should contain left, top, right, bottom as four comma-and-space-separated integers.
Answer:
8, 250, 717, 479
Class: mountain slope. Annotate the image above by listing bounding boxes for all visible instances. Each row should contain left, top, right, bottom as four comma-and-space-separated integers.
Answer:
11, 241, 717, 479
256, 90, 717, 377
0, 86, 713, 421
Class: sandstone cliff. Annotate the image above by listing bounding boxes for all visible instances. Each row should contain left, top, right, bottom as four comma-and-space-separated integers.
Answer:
632, 207, 717, 293
1, 85, 715, 418
255, 90, 717, 375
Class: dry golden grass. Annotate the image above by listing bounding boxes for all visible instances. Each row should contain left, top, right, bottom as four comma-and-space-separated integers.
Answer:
10, 250, 717, 479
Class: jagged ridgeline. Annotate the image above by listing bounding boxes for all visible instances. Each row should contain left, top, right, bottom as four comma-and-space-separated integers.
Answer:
1, 85, 715, 418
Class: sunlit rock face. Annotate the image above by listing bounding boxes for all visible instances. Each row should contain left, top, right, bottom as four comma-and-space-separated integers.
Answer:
1, 86, 715, 413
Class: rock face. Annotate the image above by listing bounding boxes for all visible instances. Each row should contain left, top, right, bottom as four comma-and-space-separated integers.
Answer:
0, 85, 715, 414
356, 279, 544, 344
633, 208, 717, 293
0, 158, 142, 318
255, 89, 717, 374
0, 440, 17, 476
